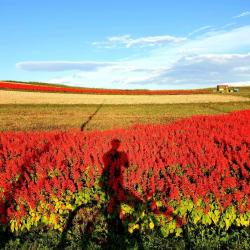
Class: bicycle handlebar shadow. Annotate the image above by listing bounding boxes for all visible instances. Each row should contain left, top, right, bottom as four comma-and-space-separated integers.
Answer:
80, 104, 103, 131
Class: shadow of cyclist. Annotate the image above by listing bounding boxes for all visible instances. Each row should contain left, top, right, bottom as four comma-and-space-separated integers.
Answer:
101, 138, 144, 249
102, 138, 128, 230
58, 138, 144, 249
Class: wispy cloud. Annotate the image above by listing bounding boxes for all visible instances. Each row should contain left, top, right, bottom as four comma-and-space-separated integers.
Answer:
174, 25, 250, 55
233, 11, 250, 19
93, 34, 187, 48
16, 61, 114, 72
188, 25, 212, 37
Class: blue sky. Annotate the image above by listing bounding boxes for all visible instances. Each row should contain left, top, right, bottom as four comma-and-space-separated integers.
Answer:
1, 0, 250, 89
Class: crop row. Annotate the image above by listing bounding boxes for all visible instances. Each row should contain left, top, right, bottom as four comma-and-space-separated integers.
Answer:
0, 110, 249, 236
0, 81, 208, 95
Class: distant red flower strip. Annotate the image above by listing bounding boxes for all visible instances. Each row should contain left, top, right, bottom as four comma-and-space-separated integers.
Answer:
0, 81, 209, 95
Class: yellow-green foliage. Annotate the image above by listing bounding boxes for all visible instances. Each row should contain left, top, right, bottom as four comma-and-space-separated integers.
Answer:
120, 198, 250, 238
9, 182, 104, 233
8, 191, 250, 238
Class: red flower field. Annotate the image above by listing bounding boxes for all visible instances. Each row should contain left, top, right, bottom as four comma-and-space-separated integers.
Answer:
0, 110, 249, 234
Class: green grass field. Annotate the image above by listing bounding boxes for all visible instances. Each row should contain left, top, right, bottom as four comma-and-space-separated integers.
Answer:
1, 101, 250, 131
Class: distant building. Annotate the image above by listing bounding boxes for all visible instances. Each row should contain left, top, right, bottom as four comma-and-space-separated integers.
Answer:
216, 84, 240, 93
217, 84, 229, 92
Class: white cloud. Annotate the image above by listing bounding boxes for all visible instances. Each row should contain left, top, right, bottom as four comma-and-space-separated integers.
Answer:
48, 64, 155, 88
20, 24, 250, 90
48, 53, 250, 89
228, 81, 250, 86
16, 61, 114, 72
93, 34, 187, 48
233, 11, 250, 19
177, 25, 250, 54
128, 54, 250, 87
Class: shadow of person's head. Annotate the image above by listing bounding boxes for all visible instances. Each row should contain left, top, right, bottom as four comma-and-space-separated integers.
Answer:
110, 138, 121, 151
